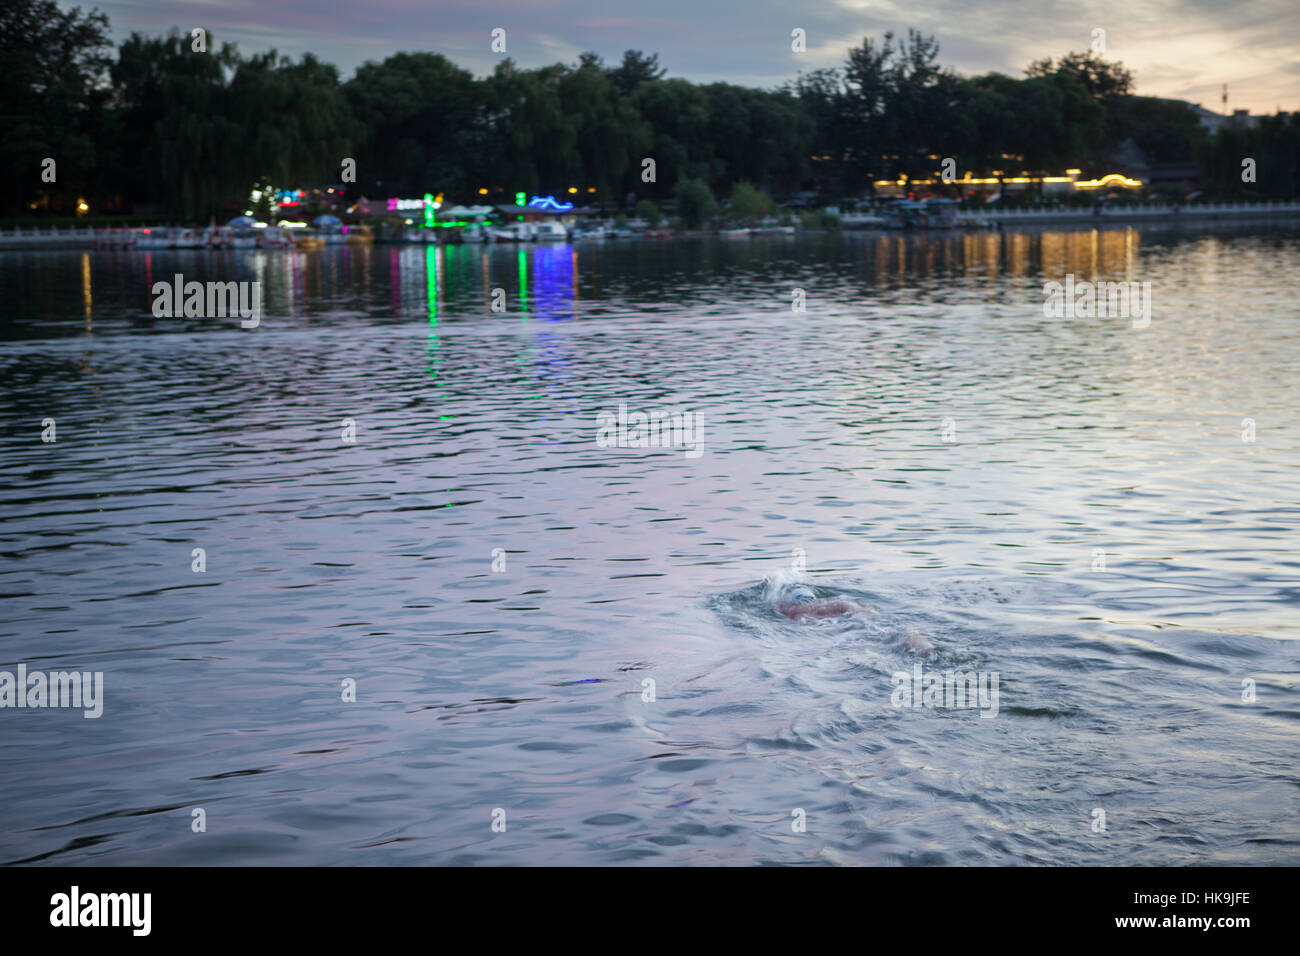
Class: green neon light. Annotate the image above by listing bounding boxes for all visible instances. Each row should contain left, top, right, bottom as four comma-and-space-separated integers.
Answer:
426, 244, 440, 380
518, 248, 527, 315
427, 243, 438, 320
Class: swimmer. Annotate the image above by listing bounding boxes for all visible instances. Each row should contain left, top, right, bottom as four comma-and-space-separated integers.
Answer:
899, 627, 932, 654
777, 585, 873, 623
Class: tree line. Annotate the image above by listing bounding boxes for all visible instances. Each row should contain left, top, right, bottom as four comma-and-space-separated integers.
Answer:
4, 0, 1297, 221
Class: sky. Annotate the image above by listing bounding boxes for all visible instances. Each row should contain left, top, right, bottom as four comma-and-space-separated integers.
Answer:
92, 0, 1299, 114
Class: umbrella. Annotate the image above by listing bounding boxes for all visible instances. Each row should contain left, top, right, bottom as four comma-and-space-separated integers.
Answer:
313, 214, 342, 227
227, 215, 257, 227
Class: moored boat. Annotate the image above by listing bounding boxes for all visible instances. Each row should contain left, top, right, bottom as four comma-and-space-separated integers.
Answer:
170, 227, 205, 249
136, 227, 170, 249
205, 226, 234, 249
293, 229, 326, 250
257, 226, 294, 249
533, 221, 569, 241
344, 224, 374, 245
492, 222, 534, 242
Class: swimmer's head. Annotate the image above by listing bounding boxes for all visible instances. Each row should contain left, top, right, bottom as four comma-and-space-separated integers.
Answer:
786, 585, 816, 606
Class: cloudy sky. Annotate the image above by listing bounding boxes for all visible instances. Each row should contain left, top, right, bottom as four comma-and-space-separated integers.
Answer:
94, 0, 1298, 114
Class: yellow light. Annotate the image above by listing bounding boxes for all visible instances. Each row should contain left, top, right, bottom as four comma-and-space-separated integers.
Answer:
873, 174, 1078, 187
1074, 173, 1144, 190
76, 199, 89, 214
587, 187, 596, 193
1065, 168, 1082, 175
568, 187, 578, 194
478, 188, 489, 195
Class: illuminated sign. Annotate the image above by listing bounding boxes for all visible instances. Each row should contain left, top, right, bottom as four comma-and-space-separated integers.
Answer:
1073, 173, 1144, 190
527, 195, 574, 211
388, 198, 427, 211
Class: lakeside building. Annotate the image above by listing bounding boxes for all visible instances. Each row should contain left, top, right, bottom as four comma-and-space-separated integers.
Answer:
494, 194, 598, 227
1174, 101, 1262, 134
870, 169, 1145, 200
347, 193, 597, 228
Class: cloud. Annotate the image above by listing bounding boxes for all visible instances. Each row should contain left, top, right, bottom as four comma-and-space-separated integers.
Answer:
90, 0, 1299, 112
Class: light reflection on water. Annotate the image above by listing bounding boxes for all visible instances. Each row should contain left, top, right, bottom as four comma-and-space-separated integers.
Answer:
0, 224, 1298, 865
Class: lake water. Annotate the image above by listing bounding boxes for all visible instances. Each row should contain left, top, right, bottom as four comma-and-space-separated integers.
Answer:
1, 224, 1298, 866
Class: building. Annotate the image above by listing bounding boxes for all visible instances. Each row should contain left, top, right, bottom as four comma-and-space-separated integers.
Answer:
495, 194, 597, 227
1166, 100, 1261, 134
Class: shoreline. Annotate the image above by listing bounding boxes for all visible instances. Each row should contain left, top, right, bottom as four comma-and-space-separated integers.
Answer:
2, 207, 1299, 252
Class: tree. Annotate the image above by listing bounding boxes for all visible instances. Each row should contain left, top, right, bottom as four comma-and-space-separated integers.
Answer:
1108, 96, 1203, 163
0, 0, 113, 215
728, 181, 771, 223
635, 198, 662, 226
558, 60, 649, 201
787, 67, 857, 193
606, 50, 665, 96
631, 79, 716, 198
344, 52, 476, 197
674, 177, 718, 227
1026, 52, 1133, 104
111, 30, 241, 219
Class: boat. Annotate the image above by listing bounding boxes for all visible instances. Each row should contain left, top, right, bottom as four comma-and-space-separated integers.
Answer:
293, 230, 326, 250
748, 226, 795, 236
94, 227, 137, 249
312, 215, 345, 244
204, 226, 234, 249
533, 221, 569, 241
922, 198, 961, 228
572, 224, 607, 240
878, 200, 927, 230
136, 227, 170, 249
642, 230, 673, 239
839, 211, 890, 229
257, 226, 294, 249
492, 222, 535, 242
344, 224, 375, 245
170, 227, 206, 248
459, 223, 491, 243
719, 227, 750, 238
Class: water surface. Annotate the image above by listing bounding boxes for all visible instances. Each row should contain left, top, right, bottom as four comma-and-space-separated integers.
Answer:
1, 225, 1298, 865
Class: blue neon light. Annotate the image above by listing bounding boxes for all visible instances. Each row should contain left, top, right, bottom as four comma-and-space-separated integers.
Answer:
527, 195, 574, 211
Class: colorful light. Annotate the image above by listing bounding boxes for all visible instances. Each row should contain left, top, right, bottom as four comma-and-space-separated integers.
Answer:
527, 195, 574, 212
1074, 173, 1144, 190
